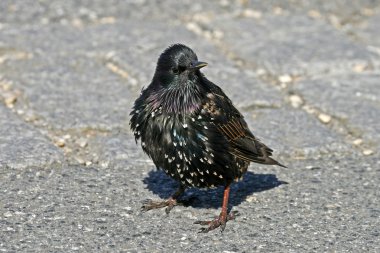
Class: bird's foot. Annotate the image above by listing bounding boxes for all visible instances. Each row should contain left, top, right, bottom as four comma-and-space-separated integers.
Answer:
194, 210, 238, 233
141, 198, 178, 214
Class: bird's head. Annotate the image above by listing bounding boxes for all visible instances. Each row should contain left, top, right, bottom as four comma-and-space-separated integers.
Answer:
153, 44, 208, 87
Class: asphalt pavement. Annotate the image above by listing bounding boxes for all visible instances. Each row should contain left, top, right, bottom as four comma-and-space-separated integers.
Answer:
0, 1, 379, 252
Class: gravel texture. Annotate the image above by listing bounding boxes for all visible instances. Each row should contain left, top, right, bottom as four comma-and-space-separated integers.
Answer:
0, 1, 379, 252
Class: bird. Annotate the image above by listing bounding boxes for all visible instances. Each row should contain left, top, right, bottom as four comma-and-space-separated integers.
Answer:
130, 44, 286, 233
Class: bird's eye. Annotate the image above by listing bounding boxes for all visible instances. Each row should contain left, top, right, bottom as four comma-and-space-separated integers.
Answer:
172, 68, 179, 74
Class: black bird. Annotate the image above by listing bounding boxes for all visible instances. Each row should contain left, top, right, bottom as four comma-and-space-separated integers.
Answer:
130, 44, 286, 233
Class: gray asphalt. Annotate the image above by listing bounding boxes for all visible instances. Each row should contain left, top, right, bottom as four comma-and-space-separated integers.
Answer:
0, 1, 379, 252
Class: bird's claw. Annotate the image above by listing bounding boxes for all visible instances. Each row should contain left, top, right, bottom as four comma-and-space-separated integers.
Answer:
141, 198, 178, 214
194, 210, 238, 233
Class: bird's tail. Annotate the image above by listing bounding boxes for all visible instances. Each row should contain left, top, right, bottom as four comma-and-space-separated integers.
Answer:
266, 157, 287, 168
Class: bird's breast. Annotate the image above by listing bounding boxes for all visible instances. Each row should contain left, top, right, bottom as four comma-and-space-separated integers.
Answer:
140, 111, 243, 188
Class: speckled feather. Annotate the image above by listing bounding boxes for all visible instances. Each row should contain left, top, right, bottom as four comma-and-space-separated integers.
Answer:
130, 44, 285, 189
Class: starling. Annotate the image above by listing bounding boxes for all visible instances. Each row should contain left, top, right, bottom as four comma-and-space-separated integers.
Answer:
130, 44, 286, 233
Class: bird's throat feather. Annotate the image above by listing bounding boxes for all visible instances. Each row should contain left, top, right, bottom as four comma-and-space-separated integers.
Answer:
149, 81, 203, 114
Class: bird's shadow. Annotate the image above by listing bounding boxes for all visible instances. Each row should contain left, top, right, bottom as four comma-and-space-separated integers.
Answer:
142, 169, 288, 209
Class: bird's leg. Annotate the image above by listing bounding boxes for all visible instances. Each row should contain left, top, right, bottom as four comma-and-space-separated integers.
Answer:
194, 184, 238, 233
141, 185, 185, 214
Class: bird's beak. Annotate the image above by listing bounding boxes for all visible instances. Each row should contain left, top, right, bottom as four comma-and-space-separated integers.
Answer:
191, 60, 208, 70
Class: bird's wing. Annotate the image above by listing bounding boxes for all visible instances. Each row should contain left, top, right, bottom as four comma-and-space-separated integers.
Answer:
217, 117, 285, 166
203, 82, 286, 167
